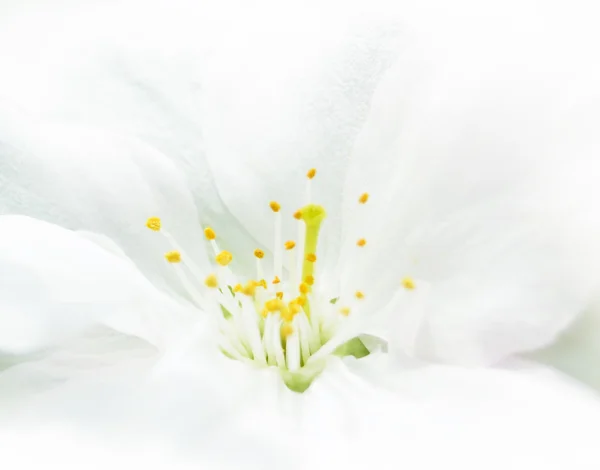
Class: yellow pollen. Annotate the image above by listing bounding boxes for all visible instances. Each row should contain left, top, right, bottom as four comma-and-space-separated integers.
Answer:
272, 276, 281, 285
288, 301, 301, 315
258, 279, 267, 289
204, 227, 216, 240
281, 323, 294, 337
242, 281, 257, 296
306, 253, 317, 263
146, 217, 161, 231
269, 201, 281, 213
402, 277, 416, 290
340, 306, 351, 316
284, 240, 296, 250
215, 250, 233, 266
276, 291, 284, 300
304, 275, 314, 286
254, 249, 265, 259
306, 168, 317, 179
164, 251, 181, 263
266, 299, 281, 312
204, 273, 218, 288
299, 282, 309, 295
233, 284, 242, 292
358, 193, 369, 204
296, 296, 306, 306
357, 238, 367, 247
293, 210, 302, 220
355, 291, 365, 300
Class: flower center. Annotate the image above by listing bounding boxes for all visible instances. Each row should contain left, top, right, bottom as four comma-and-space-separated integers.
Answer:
146, 169, 413, 392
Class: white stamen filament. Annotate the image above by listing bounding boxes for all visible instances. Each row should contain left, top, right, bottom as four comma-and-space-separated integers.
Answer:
274, 211, 282, 278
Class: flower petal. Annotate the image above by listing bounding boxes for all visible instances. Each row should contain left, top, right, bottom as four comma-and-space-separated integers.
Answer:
1, 1, 405, 269
338, 5, 600, 364
0, 104, 212, 294
0, 215, 196, 354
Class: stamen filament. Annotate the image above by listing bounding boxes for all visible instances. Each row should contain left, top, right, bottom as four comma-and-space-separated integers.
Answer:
274, 210, 282, 278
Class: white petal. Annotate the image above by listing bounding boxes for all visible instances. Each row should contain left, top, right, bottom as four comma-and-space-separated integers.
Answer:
0, 1, 401, 270
338, 4, 600, 364
0, 215, 196, 354
0, 104, 212, 293
4, 344, 600, 469
530, 297, 600, 392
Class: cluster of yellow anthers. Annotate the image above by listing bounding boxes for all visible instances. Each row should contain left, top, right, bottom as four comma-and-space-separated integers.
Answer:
145, 168, 416, 364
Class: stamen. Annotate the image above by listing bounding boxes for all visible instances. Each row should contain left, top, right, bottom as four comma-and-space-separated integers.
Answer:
281, 323, 294, 337
254, 249, 265, 259
358, 193, 369, 204
402, 277, 416, 290
276, 292, 284, 300
288, 301, 301, 316
299, 282, 310, 295
146, 217, 161, 231
355, 291, 365, 300
356, 238, 367, 247
216, 250, 233, 266
273, 205, 282, 278
293, 210, 302, 220
269, 201, 281, 213
165, 251, 181, 263
304, 275, 314, 286
241, 281, 257, 296
204, 227, 217, 240
284, 240, 296, 250
305, 253, 317, 262
205, 274, 218, 288
272, 276, 281, 285
233, 284, 242, 293
306, 168, 317, 179
339, 306, 351, 316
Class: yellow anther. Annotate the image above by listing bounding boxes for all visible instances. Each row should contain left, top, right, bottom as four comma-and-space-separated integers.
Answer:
242, 281, 257, 296
299, 282, 309, 295
358, 193, 369, 204
304, 275, 314, 286
355, 291, 365, 300
146, 217, 161, 231
233, 284, 242, 293
266, 299, 281, 312
339, 306, 351, 316
261, 308, 269, 318
306, 253, 317, 263
204, 273, 218, 288
269, 201, 281, 213
402, 277, 416, 290
276, 291, 284, 300
357, 238, 367, 247
288, 301, 301, 315
293, 210, 302, 220
216, 250, 233, 266
165, 251, 181, 263
284, 240, 296, 250
295, 296, 306, 306
258, 279, 267, 289
204, 227, 216, 240
281, 323, 294, 337
272, 276, 281, 285
254, 249, 265, 259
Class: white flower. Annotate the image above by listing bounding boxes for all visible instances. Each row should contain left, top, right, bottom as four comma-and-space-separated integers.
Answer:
1, 0, 600, 468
